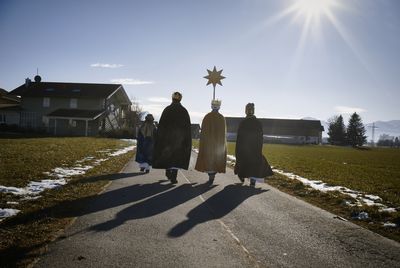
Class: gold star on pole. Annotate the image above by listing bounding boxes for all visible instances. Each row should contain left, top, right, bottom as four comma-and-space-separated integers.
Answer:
204, 66, 225, 100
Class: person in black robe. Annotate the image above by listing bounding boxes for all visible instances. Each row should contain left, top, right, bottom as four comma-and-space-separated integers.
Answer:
152, 92, 192, 184
234, 103, 273, 186
135, 113, 157, 173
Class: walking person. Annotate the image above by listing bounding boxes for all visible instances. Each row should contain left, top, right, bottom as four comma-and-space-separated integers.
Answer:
152, 92, 192, 184
195, 99, 227, 184
234, 103, 273, 186
135, 113, 157, 173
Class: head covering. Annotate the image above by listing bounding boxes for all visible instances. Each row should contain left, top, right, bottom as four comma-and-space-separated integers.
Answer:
141, 114, 156, 138
172, 91, 182, 102
145, 113, 154, 122
211, 99, 221, 111
245, 103, 255, 117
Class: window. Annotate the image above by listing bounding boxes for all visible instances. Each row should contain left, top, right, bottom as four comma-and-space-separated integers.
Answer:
69, 119, 77, 127
0, 114, 5, 123
70, 98, 78, 109
42, 116, 49, 127
43, 97, 50, 107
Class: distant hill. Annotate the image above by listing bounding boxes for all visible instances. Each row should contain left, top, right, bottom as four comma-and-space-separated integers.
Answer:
365, 120, 400, 141
301, 117, 400, 140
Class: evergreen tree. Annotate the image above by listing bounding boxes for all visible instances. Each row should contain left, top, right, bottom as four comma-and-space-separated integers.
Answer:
346, 112, 367, 147
327, 115, 346, 145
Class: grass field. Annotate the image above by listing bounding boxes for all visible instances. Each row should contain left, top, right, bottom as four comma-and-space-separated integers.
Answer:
224, 142, 400, 242
224, 143, 400, 207
0, 137, 135, 267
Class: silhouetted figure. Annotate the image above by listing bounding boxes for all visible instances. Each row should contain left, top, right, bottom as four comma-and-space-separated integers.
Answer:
153, 92, 192, 184
234, 103, 273, 186
195, 99, 227, 184
135, 114, 157, 173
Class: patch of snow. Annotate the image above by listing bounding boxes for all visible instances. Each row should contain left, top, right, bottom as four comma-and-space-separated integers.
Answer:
351, 211, 369, 220
225, 153, 397, 213
0, 185, 28, 195
383, 222, 397, 228
120, 139, 137, 145
0, 208, 20, 220
0, 143, 136, 203
379, 207, 397, 213
6, 201, 19, 205
364, 194, 382, 201
26, 179, 67, 194
109, 145, 135, 156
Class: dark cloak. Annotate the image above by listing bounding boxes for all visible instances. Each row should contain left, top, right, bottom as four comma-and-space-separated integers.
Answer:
234, 116, 273, 178
152, 102, 192, 169
135, 123, 157, 164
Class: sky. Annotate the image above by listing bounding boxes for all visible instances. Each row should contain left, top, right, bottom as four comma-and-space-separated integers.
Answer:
0, 0, 399, 124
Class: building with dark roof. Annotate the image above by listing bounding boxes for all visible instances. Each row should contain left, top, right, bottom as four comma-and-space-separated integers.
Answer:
226, 117, 324, 144
6, 77, 132, 136
0, 88, 21, 125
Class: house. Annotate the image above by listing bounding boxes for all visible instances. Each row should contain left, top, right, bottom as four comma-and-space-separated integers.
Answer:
191, 124, 200, 139
0, 88, 21, 125
7, 76, 132, 136
225, 117, 324, 144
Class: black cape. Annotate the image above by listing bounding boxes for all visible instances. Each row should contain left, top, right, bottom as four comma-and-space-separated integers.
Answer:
152, 102, 192, 169
234, 116, 273, 178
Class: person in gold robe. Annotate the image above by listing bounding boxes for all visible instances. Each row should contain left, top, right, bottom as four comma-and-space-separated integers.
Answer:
195, 99, 227, 184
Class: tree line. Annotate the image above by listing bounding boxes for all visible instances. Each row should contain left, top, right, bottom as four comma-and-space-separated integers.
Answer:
327, 112, 367, 147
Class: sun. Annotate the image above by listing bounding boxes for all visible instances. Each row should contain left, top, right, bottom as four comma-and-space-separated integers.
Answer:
293, 0, 334, 18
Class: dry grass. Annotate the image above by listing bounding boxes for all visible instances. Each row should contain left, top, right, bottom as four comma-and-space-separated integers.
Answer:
0, 137, 134, 267
224, 142, 400, 242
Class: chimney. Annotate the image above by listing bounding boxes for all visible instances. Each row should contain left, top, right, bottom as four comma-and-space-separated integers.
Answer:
25, 78, 31, 87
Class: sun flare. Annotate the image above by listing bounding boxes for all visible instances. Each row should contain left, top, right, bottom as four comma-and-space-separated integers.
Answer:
294, 0, 334, 18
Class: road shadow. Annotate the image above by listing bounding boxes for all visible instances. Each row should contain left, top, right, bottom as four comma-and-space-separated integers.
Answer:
89, 182, 216, 232
168, 184, 268, 237
1, 172, 172, 227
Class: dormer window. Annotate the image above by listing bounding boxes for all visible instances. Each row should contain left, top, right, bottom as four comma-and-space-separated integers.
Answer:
70, 98, 78, 109
43, 97, 50, 107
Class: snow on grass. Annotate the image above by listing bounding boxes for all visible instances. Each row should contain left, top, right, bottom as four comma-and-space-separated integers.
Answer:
0, 208, 20, 221
383, 222, 397, 228
109, 146, 135, 156
0, 140, 136, 219
225, 154, 397, 213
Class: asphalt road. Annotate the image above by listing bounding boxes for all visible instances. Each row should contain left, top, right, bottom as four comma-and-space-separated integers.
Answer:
36, 153, 400, 267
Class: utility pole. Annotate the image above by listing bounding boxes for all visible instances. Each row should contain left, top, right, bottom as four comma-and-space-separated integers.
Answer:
369, 122, 378, 147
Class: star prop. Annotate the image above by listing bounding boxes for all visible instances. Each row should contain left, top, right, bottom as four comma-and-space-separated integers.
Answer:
204, 66, 225, 100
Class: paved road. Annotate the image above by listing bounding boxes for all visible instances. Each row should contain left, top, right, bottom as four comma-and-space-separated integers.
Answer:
36, 153, 400, 267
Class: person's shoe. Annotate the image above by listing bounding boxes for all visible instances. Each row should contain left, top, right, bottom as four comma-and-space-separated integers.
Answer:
169, 169, 178, 184
208, 173, 215, 184
140, 167, 145, 172
145, 169, 150, 174
250, 178, 256, 187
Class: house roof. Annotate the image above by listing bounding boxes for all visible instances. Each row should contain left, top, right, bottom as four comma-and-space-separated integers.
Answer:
9, 82, 122, 99
0, 105, 23, 111
47, 109, 105, 120
0, 88, 20, 102
225, 117, 324, 136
